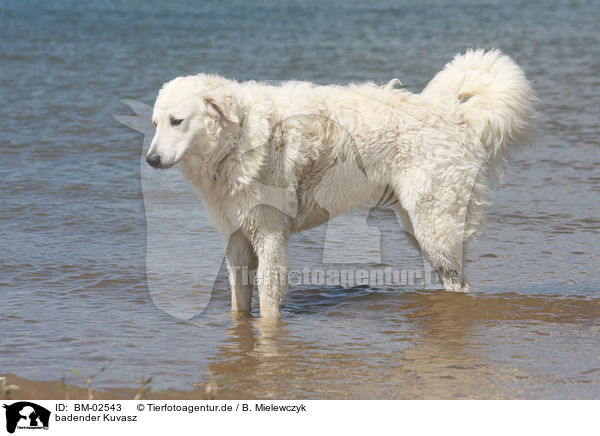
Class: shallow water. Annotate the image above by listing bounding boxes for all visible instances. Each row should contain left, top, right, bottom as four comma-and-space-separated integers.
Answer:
1, 0, 599, 399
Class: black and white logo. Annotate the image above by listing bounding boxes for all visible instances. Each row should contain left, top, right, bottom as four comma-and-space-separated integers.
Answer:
2, 402, 50, 434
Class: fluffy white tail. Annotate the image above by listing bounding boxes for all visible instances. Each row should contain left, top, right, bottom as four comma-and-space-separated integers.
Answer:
424, 49, 537, 159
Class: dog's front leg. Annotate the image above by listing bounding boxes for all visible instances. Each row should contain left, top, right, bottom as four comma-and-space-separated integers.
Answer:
226, 230, 258, 312
254, 231, 290, 318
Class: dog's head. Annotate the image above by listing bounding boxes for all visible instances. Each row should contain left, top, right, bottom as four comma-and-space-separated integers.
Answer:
146, 74, 240, 169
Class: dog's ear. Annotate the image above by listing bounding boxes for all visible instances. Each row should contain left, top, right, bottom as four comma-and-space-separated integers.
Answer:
204, 95, 241, 124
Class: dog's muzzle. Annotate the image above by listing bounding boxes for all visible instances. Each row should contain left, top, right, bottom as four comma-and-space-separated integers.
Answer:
146, 153, 163, 169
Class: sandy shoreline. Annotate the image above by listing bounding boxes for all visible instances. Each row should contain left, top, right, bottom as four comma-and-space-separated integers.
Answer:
1, 373, 243, 401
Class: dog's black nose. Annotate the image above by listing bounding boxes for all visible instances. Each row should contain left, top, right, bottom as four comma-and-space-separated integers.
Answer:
146, 153, 162, 168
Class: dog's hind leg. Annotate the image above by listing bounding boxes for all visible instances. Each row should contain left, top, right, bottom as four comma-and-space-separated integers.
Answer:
408, 210, 470, 292
393, 168, 474, 292
226, 230, 258, 312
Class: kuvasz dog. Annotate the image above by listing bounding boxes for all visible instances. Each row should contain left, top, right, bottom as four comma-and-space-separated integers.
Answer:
146, 49, 536, 317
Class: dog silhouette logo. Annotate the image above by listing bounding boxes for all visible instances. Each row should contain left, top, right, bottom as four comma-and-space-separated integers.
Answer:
2, 402, 50, 433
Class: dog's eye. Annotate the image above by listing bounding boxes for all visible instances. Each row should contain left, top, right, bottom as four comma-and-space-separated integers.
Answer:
170, 117, 184, 127
152, 120, 157, 127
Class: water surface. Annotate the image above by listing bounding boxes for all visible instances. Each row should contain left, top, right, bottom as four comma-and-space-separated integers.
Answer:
1, 0, 599, 399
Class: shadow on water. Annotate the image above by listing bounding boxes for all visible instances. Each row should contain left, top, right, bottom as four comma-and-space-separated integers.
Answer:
201, 289, 600, 399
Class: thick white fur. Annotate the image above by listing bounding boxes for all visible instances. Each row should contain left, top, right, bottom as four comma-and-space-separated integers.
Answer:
148, 49, 536, 317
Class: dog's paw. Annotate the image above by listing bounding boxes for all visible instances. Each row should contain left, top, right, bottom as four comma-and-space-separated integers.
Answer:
441, 273, 470, 293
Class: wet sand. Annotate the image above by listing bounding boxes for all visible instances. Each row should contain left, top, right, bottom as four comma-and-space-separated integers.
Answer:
1, 373, 240, 401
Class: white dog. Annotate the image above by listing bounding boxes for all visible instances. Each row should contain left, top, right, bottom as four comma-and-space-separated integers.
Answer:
146, 49, 536, 317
